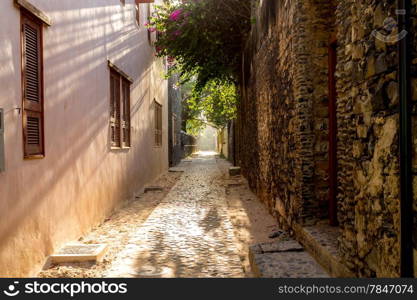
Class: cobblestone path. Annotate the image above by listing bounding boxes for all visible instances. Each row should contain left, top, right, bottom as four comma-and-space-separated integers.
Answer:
105, 154, 245, 277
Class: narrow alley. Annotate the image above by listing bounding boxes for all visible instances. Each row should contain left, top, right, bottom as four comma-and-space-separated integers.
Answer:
1, 0, 416, 282
39, 153, 282, 278
105, 153, 245, 277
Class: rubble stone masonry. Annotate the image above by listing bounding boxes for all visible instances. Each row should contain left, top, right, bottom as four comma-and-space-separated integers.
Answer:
238, 0, 417, 277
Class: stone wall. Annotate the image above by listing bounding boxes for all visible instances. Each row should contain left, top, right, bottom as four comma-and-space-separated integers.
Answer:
238, 0, 415, 277
168, 74, 183, 166
181, 131, 197, 157
238, 0, 299, 225
335, 0, 401, 277
227, 120, 236, 164
238, 0, 335, 228
410, 0, 417, 277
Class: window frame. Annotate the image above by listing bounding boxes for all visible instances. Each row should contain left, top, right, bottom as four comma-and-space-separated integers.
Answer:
20, 10, 45, 159
172, 113, 178, 147
154, 100, 163, 147
135, 2, 140, 27
109, 64, 132, 150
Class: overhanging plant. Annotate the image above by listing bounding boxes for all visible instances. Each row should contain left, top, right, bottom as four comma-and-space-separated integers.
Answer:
146, 0, 252, 90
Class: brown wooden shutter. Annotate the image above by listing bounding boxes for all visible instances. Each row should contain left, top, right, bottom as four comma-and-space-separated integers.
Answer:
158, 105, 162, 145
121, 79, 131, 147
154, 102, 158, 145
154, 101, 162, 146
22, 14, 44, 157
110, 71, 121, 147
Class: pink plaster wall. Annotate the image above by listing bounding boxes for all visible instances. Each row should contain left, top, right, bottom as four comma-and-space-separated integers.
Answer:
0, 0, 168, 276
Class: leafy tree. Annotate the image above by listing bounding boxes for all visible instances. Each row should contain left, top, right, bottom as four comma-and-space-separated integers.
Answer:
147, 0, 249, 135
147, 0, 252, 90
181, 80, 238, 135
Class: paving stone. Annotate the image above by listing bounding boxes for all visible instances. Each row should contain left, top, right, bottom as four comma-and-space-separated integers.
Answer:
105, 155, 245, 278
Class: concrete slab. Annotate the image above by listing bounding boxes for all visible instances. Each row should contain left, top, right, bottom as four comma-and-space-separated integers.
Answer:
249, 240, 329, 278
259, 240, 304, 253
250, 250, 330, 278
50, 244, 107, 264
168, 167, 185, 173
294, 223, 354, 277
229, 167, 241, 176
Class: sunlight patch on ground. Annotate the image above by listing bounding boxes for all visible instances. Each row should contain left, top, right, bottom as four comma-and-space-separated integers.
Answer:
195, 151, 218, 157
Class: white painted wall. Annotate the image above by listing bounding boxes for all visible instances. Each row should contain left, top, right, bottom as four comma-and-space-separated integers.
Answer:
0, 0, 168, 276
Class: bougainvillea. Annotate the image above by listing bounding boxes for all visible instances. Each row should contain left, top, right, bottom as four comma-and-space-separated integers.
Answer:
147, 0, 252, 90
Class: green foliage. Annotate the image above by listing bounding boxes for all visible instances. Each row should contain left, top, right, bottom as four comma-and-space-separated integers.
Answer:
147, 0, 251, 90
147, 1, 247, 135
182, 80, 238, 135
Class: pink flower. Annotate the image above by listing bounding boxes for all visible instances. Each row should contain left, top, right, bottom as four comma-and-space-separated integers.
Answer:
148, 27, 157, 32
173, 30, 181, 36
169, 9, 182, 21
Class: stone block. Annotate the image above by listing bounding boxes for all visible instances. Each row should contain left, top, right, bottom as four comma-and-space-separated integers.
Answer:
144, 186, 164, 193
229, 167, 241, 176
50, 244, 107, 264
249, 246, 329, 278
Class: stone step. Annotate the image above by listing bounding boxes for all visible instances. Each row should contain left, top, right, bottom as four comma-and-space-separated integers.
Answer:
229, 166, 241, 176
293, 224, 355, 277
168, 167, 185, 173
144, 186, 164, 193
49, 244, 107, 264
249, 239, 329, 278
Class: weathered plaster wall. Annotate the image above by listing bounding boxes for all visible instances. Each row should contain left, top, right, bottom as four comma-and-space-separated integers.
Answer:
217, 127, 228, 159
0, 0, 168, 276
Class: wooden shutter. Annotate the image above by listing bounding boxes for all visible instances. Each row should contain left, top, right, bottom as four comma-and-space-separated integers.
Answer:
135, 3, 140, 26
121, 79, 131, 147
22, 14, 44, 157
154, 101, 162, 146
110, 71, 121, 148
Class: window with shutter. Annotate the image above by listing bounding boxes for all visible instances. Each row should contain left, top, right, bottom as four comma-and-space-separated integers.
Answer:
109, 67, 131, 149
172, 114, 177, 146
135, 3, 140, 27
21, 13, 44, 158
110, 71, 121, 148
154, 100, 162, 147
121, 79, 131, 147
